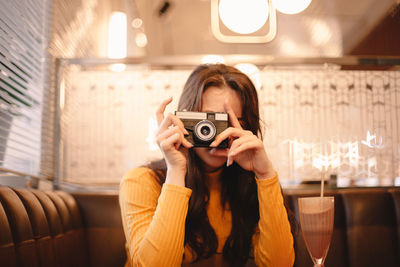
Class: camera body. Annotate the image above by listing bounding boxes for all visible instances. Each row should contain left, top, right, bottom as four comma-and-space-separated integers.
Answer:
175, 111, 229, 148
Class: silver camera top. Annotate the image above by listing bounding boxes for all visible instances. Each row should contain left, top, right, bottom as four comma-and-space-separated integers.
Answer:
174, 111, 228, 121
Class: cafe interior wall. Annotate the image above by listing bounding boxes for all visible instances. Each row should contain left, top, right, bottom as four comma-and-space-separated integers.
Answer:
48, 0, 400, 188
59, 65, 400, 187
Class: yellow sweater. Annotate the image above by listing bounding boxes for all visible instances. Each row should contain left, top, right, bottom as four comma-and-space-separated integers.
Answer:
119, 167, 294, 267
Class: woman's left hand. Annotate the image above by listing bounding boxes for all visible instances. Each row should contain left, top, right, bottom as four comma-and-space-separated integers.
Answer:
210, 101, 275, 179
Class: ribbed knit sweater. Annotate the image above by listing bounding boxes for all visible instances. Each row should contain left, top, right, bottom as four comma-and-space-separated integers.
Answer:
119, 167, 294, 267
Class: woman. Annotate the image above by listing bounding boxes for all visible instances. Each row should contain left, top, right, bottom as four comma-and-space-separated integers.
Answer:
119, 64, 294, 266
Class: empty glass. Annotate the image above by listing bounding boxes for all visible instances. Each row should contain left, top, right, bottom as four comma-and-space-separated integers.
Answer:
298, 197, 334, 267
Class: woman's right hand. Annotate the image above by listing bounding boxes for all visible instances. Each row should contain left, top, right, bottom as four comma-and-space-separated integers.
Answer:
156, 97, 193, 186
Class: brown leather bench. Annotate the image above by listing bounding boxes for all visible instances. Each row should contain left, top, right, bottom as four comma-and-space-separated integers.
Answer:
1, 186, 400, 267
0, 187, 126, 267
286, 188, 400, 267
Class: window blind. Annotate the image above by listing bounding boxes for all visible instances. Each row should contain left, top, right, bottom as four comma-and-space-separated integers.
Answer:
0, 0, 49, 178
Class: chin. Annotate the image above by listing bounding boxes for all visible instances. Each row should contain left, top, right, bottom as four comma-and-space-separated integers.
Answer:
193, 147, 227, 170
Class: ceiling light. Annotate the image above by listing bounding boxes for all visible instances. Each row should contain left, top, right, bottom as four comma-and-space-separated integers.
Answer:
219, 0, 269, 34
108, 12, 127, 59
135, 32, 148, 48
211, 0, 276, 43
272, 0, 312, 15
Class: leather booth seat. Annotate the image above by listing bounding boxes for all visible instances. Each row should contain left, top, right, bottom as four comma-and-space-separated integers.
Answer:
286, 187, 400, 267
0, 187, 126, 267
1, 185, 400, 267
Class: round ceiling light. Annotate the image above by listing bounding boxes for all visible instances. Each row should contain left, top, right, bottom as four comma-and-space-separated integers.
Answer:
135, 32, 148, 48
219, 0, 269, 34
272, 0, 312, 15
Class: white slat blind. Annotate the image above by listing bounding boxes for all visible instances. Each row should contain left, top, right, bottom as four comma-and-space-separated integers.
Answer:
0, 0, 49, 177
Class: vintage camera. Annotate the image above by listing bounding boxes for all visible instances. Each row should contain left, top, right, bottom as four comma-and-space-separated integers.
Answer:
175, 111, 229, 148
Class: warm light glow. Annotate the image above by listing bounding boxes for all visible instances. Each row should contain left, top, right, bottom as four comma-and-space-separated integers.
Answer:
135, 32, 148, 48
312, 156, 330, 171
310, 19, 332, 46
108, 12, 127, 59
146, 117, 159, 151
272, 0, 312, 14
279, 36, 315, 57
109, 63, 126, 72
59, 78, 65, 110
361, 130, 384, 149
131, 18, 143, 29
1, 70, 8, 77
202, 55, 225, 64
234, 63, 261, 89
234, 63, 259, 76
280, 37, 298, 55
219, 0, 269, 34
313, 152, 340, 171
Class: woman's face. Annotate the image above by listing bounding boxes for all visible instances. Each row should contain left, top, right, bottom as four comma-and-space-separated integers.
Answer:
193, 85, 243, 171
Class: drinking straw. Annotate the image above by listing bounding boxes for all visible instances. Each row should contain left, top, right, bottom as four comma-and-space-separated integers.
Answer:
320, 165, 325, 197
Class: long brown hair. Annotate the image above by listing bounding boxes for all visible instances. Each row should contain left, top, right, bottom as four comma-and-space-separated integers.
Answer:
150, 64, 262, 265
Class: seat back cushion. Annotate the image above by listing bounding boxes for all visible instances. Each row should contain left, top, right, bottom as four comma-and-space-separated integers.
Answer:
342, 190, 399, 267
0, 186, 89, 267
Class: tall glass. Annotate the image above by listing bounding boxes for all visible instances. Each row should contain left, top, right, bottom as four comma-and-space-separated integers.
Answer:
298, 197, 334, 267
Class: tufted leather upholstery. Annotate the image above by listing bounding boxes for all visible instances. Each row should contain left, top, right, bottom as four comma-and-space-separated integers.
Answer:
72, 193, 126, 267
0, 187, 41, 267
0, 188, 19, 267
1, 185, 400, 267
0, 186, 126, 267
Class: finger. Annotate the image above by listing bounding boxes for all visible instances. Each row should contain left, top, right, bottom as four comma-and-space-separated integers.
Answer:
156, 126, 179, 146
229, 135, 255, 153
160, 132, 181, 151
156, 97, 173, 125
230, 140, 262, 157
157, 126, 193, 148
210, 128, 251, 147
224, 100, 242, 129
181, 134, 194, 148
158, 113, 189, 136
226, 136, 254, 166
174, 134, 182, 150
159, 130, 188, 151
172, 131, 193, 149
227, 156, 233, 167
227, 142, 256, 167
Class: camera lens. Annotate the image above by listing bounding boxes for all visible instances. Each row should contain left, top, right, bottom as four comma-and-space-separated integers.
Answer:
194, 120, 216, 142
200, 126, 211, 136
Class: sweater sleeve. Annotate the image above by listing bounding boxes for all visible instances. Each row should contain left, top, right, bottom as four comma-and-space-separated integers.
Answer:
253, 174, 295, 267
119, 167, 192, 267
